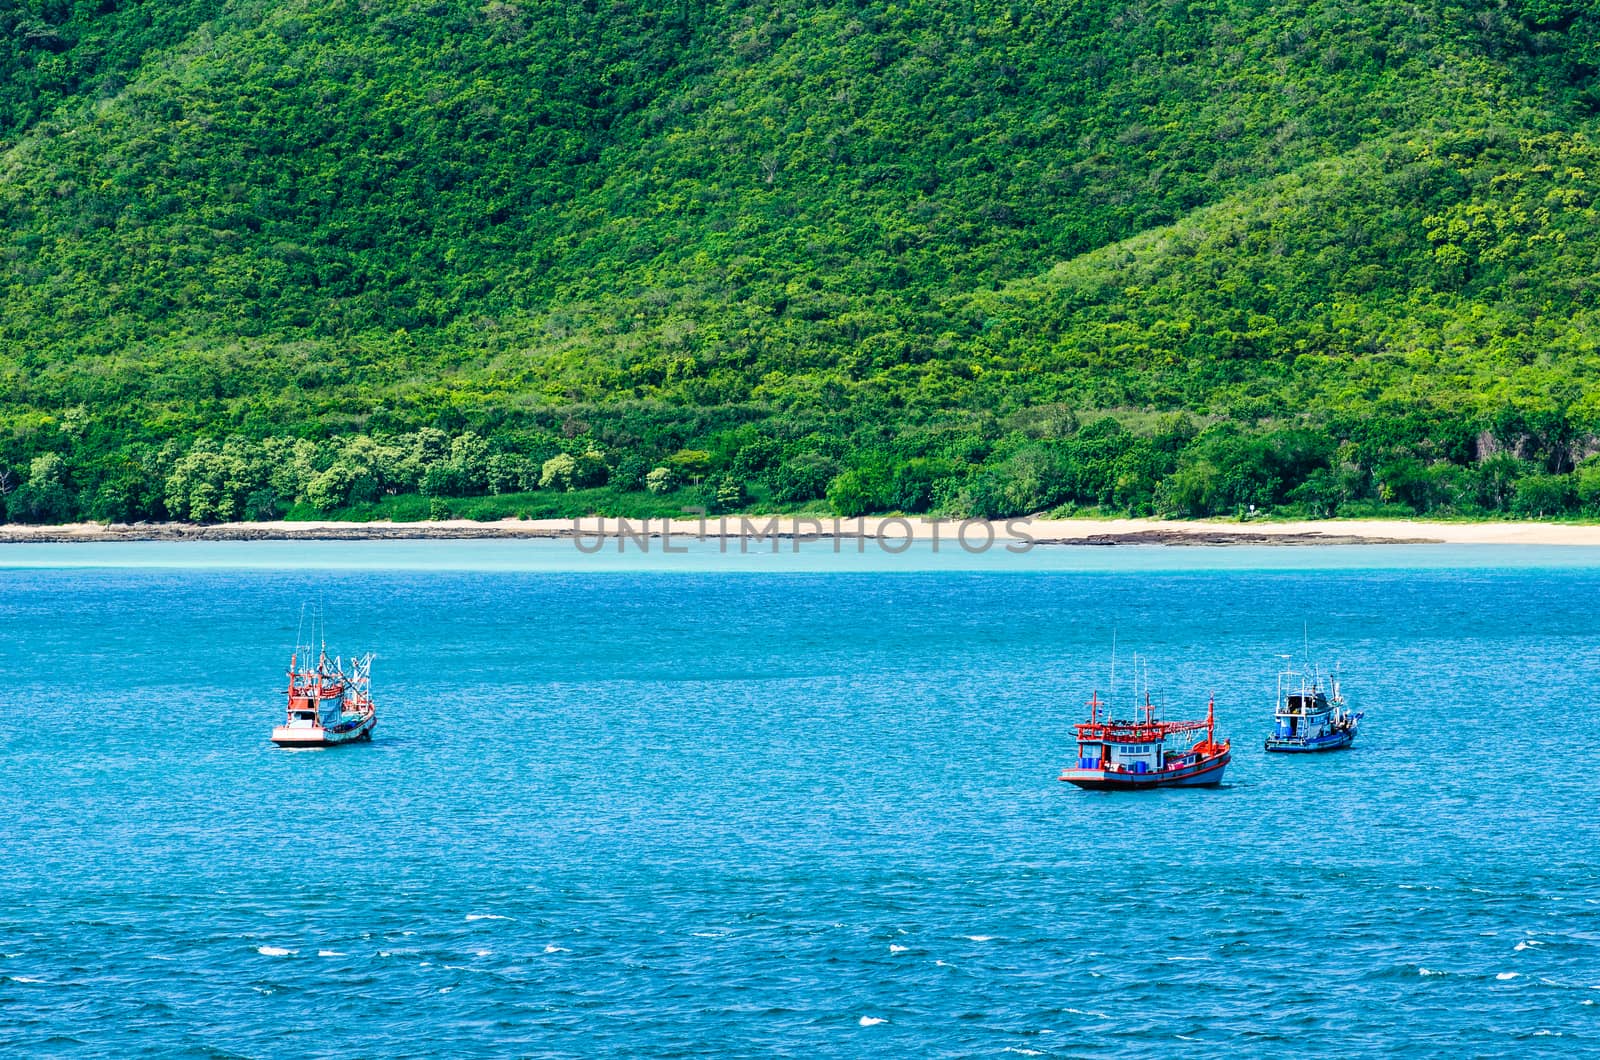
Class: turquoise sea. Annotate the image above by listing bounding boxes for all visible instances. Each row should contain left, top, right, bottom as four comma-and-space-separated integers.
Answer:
2, 540, 1597, 1056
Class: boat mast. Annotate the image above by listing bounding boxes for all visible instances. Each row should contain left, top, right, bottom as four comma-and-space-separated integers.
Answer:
1109, 630, 1117, 705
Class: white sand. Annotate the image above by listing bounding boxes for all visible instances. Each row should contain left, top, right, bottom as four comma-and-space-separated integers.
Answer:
4, 515, 1600, 545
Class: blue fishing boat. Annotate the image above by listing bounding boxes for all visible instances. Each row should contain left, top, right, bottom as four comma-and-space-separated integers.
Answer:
1263, 662, 1360, 752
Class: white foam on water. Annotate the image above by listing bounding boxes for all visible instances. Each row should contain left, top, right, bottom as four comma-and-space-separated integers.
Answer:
1166, 956, 1210, 962
474, 949, 491, 957
419, 961, 431, 968
1067, 1008, 1111, 1019
889, 945, 909, 953
401, 931, 415, 936
8, 976, 46, 984
1497, 972, 1521, 981
543, 945, 570, 954
318, 950, 346, 957
1002, 1049, 1043, 1056
691, 932, 724, 939
466, 914, 512, 922
1419, 968, 1445, 976
439, 986, 454, 994
1581, 1000, 1595, 1006
1514, 940, 1543, 951
1175, 1035, 1201, 1042
934, 960, 953, 968
964, 935, 995, 942
858, 1016, 887, 1027
1533, 1030, 1559, 1036
147, 955, 175, 961
256, 946, 295, 957
378, 951, 392, 958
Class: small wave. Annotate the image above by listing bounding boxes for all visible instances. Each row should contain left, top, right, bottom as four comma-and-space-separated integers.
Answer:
1175, 1035, 1201, 1042
439, 986, 454, 994
1002, 1049, 1043, 1056
889, 945, 909, 953
465, 914, 512, 922
474, 949, 491, 957
378, 951, 392, 958
964, 935, 995, 942
1533, 1030, 1560, 1037
1497, 972, 1520, 981
543, 945, 570, 954
1067, 1007, 1111, 1019
691, 932, 725, 939
8, 976, 46, 984
147, 955, 176, 962
1167, 955, 1211, 962
318, 950, 347, 957
858, 1016, 888, 1027
1419, 968, 1446, 977
934, 960, 953, 968
1514, 940, 1543, 951
256, 946, 296, 957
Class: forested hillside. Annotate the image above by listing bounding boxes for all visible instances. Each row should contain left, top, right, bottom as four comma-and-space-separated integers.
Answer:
3, 0, 1599, 523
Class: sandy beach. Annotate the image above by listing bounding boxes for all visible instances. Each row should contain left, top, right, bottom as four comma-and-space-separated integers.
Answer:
2, 514, 1599, 546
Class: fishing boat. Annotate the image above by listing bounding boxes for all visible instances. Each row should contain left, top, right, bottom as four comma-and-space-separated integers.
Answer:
269, 649, 377, 748
1059, 691, 1231, 790
1263, 662, 1361, 752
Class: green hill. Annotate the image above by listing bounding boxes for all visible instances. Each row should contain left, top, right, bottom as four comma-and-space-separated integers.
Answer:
3, 0, 1599, 523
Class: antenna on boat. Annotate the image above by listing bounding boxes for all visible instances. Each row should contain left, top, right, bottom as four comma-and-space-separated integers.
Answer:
1109, 629, 1118, 703
1129, 651, 1138, 711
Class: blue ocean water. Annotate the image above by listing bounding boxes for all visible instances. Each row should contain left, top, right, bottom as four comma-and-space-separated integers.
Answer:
1, 542, 1597, 1056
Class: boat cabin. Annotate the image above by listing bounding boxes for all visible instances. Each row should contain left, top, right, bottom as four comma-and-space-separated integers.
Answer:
283, 660, 348, 731
1075, 732, 1164, 774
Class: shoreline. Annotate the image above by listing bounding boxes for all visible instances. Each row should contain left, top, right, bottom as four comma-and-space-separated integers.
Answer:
2, 514, 1600, 546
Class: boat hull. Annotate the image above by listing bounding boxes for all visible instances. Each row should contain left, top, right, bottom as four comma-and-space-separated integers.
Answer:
1059, 750, 1229, 790
1264, 729, 1355, 753
270, 712, 376, 748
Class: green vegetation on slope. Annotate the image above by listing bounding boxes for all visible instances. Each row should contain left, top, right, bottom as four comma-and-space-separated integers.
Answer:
2, 0, 1600, 523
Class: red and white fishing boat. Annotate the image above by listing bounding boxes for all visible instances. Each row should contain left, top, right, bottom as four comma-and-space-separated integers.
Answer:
270, 649, 377, 748
1059, 691, 1230, 790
